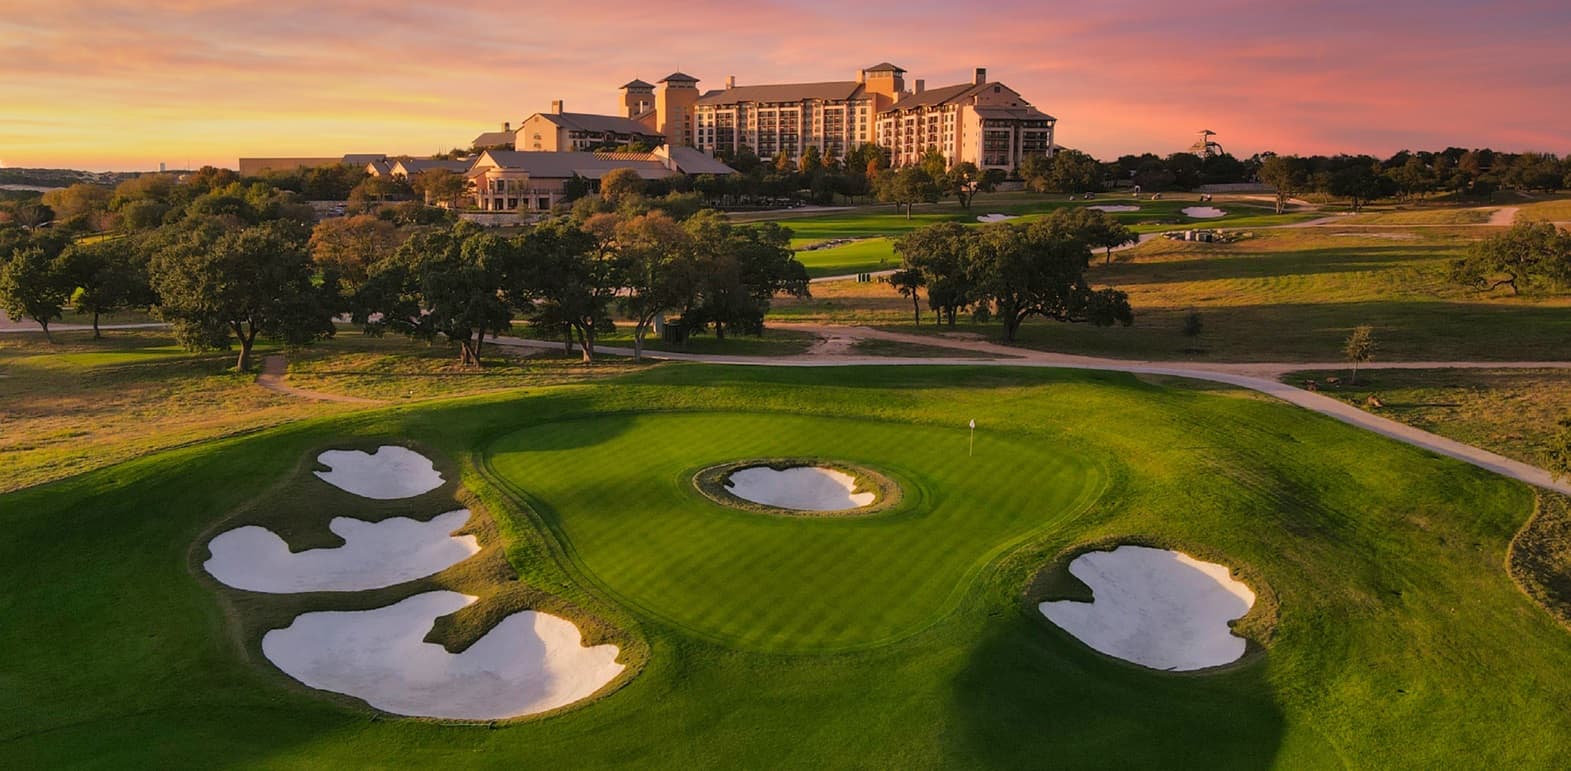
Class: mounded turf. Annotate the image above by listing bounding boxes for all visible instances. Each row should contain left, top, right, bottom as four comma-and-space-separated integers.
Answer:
487, 412, 1102, 651
3, 364, 1570, 768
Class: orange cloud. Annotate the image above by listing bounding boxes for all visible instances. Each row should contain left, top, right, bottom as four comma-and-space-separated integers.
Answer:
3, 0, 1567, 170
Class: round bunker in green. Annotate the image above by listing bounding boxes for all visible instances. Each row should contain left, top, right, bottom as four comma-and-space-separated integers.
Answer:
487, 411, 1104, 652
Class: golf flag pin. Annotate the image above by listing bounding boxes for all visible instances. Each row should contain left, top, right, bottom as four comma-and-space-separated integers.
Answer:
968, 419, 976, 456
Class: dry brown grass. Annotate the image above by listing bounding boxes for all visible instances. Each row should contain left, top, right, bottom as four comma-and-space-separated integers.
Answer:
0, 330, 647, 493
0, 330, 345, 492
1509, 494, 1571, 630
1282, 368, 1571, 466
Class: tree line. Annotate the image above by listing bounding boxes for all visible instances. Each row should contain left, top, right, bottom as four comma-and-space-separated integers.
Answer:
1047, 148, 1571, 211
0, 173, 809, 368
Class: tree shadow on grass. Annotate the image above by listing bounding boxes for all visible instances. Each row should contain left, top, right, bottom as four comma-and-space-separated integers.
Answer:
946, 612, 1292, 769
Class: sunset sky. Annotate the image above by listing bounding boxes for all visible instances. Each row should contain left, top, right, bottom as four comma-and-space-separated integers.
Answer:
3, 0, 1568, 171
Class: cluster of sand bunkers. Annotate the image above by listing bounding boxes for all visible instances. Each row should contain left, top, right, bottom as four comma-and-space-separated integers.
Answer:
204, 447, 1257, 720
203, 446, 624, 720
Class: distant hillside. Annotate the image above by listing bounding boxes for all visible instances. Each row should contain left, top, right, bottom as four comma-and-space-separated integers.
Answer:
0, 168, 158, 190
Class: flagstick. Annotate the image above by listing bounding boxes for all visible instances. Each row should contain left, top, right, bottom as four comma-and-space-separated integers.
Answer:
969, 419, 975, 457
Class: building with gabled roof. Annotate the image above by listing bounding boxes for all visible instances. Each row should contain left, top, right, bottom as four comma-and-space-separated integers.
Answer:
677, 62, 1055, 170
878, 67, 1055, 169
387, 158, 472, 178
517, 102, 667, 152
465, 145, 735, 212
685, 63, 907, 163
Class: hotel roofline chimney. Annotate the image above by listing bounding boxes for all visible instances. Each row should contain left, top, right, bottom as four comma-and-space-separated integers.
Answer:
974, 67, 986, 85
550, 99, 563, 114
502, 121, 511, 132
725, 75, 736, 89
914, 79, 925, 94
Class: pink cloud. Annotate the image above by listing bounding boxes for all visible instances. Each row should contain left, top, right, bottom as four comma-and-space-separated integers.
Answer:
3, 0, 1567, 170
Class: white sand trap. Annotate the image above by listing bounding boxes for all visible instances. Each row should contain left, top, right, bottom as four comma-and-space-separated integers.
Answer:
1039, 546, 1255, 671
1181, 206, 1227, 219
1088, 205, 1140, 213
976, 213, 1017, 223
727, 466, 875, 511
315, 446, 444, 499
263, 591, 624, 720
204, 510, 479, 593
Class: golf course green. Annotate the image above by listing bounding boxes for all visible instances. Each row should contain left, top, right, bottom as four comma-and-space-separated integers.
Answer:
3, 364, 1569, 768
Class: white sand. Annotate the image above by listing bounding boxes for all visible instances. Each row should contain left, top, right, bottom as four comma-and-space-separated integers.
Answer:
1088, 205, 1140, 213
204, 510, 479, 593
263, 591, 624, 720
976, 213, 1017, 223
1181, 206, 1227, 219
314, 446, 444, 499
726, 466, 875, 511
1038, 546, 1256, 671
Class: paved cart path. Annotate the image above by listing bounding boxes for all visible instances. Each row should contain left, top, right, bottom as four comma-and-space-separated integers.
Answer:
491, 329, 1571, 497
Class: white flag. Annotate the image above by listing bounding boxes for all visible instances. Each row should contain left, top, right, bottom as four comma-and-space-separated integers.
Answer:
969, 419, 976, 429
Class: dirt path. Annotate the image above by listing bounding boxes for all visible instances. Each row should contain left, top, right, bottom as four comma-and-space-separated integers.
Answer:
1488, 206, 1520, 226
490, 330, 1571, 497
255, 355, 383, 404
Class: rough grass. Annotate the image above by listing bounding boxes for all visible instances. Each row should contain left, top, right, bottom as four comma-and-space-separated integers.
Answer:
4, 364, 1571, 767
775, 227, 1571, 362
1516, 196, 1571, 223
0, 331, 648, 492
850, 337, 1007, 358
1509, 493, 1571, 629
1280, 368, 1571, 466
0, 330, 337, 492
284, 333, 644, 402
1339, 208, 1492, 225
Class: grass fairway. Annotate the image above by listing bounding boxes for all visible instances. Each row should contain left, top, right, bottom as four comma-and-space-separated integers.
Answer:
4, 364, 1571, 767
796, 237, 899, 277
776, 227, 1571, 361
761, 194, 1318, 277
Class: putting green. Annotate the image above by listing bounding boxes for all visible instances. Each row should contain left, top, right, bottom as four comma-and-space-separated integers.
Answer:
486, 412, 1103, 651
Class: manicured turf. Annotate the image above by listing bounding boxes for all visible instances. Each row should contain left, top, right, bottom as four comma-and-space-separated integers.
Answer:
764, 194, 1317, 277
3, 364, 1570, 767
488, 411, 1102, 651
795, 237, 899, 277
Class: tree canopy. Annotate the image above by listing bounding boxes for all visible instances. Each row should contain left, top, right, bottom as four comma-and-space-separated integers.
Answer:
1450, 222, 1571, 295
148, 218, 338, 370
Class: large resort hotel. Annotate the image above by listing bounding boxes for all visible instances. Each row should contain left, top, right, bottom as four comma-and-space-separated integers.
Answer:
685, 64, 1056, 170
239, 63, 1057, 213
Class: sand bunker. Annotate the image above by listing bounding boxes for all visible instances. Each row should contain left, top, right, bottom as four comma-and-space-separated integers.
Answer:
727, 466, 875, 511
315, 446, 444, 499
1181, 206, 1227, 219
1088, 205, 1140, 213
1039, 545, 1255, 671
263, 591, 624, 720
976, 213, 1017, 223
204, 510, 479, 593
